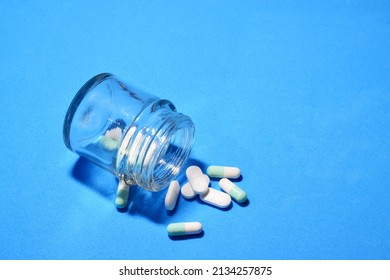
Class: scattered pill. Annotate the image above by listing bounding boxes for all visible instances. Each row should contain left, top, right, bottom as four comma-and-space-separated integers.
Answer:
166, 222, 203, 236
219, 178, 247, 203
186, 166, 209, 194
207, 165, 241, 179
115, 180, 130, 208
164, 166, 246, 238
181, 182, 197, 199
200, 187, 231, 208
165, 180, 180, 210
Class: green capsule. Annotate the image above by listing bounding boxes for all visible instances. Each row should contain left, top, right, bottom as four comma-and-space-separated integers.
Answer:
166, 222, 203, 236
115, 181, 130, 208
219, 178, 247, 203
207, 166, 241, 179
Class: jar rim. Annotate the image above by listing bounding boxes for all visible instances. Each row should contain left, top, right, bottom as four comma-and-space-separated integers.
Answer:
147, 115, 195, 191
118, 103, 195, 191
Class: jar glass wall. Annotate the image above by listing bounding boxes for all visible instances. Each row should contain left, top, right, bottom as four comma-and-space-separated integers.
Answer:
63, 73, 195, 191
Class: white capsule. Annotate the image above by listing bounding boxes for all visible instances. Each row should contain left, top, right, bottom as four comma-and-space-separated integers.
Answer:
164, 180, 180, 210
186, 166, 209, 194
207, 165, 241, 179
167, 222, 203, 236
181, 182, 196, 199
219, 178, 247, 203
200, 187, 231, 208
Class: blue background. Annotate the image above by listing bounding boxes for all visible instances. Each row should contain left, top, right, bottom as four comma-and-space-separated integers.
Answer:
1, 0, 389, 260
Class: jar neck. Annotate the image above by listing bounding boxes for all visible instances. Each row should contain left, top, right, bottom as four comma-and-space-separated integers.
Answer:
116, 100, 194, 191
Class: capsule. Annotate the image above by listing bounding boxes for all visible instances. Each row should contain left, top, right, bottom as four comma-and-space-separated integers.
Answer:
166, 222, 203, 236
186, 166, 209, 194
200, 187, 231, 208
164, 180, 180, 210
100, 127, 122, 151
206, 165, 241, 179
181, 182, 196, 199
115, 180, 130, 208
99, 136, 120, 151
105, 127, 122, 140
219, 178, 247, 203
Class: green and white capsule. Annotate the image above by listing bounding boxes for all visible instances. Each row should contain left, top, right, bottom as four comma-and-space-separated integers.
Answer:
219, 178, 247, 203
166, 222, 203, 236
99, 135, 120, 151
115, 180, 130, 208
207, 166, 241, 179
100, 127, 122, 151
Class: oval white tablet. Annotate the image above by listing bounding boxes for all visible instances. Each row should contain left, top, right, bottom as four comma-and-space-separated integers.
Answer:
189, 174, 209, 194
164, 180, 180, 210
181, 182, 196, 199
186, 166, 209, 194
200, 187, 231, 208
186, 165, 202, 178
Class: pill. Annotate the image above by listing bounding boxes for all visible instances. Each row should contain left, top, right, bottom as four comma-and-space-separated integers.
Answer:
100, 136, 120, 151
181, 182, 197, 199
164, 180, 180, 210
186, 165, 202, 180
100, 127, 122, 151
200, 187, 231, 208
105, 127, 122, 141
219, 178, 247, 203
186, 166, 209, 194
206, 165, 241, 179
166, 222, 203, 236
115, 180, 130, 208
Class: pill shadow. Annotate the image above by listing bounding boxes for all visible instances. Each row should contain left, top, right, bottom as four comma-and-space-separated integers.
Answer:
236, 198, 250, 208
70, 156, 209, 223
126, 157, 207, 223
70, 157, 117, 199
166, 197, 181, 217
168, 231, 205, 241
209, 174, 244, 183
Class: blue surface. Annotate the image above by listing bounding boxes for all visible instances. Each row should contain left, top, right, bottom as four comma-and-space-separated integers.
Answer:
1, 1, 389, 259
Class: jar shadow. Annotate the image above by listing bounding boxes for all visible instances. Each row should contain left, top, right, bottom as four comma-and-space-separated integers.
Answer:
126, 157, 208, 224
70, 157, 117, 199
70, 156, 208, 225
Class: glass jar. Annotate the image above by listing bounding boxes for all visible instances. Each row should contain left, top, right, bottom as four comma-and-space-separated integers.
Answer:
63, 73, 195, 192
